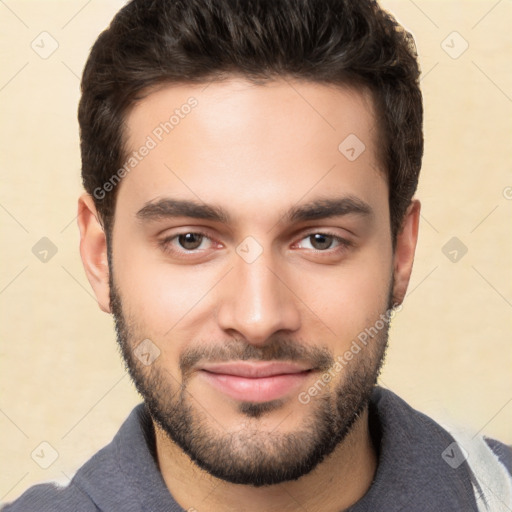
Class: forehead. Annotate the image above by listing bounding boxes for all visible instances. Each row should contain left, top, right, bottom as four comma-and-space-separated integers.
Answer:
117, 77, 386, 223
125, 77, 378, 154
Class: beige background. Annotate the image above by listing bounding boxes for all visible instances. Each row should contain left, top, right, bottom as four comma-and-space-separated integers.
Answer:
0, 0, 511, 504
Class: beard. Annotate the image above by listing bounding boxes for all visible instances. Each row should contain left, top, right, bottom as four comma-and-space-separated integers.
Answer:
109, 271, 392, 487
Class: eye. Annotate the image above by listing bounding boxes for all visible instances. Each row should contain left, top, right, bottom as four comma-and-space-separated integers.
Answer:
297, 233, 347, 251
177, 232, 206, 250
159, 231, 215, 256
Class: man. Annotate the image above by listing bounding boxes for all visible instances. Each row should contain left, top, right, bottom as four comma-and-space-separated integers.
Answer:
3, 0, 511, 510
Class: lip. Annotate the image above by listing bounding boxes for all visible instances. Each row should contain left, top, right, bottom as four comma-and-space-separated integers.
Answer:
198, 362, 313, 402
201, 361, 312, 378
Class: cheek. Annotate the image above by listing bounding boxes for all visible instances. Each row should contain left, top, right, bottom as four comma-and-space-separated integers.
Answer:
115, 252, 220, 337
294, 244, 393, 343
113, 255, 220, 380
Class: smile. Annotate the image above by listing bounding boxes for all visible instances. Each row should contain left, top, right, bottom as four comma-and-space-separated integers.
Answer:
198, 362, 313, 402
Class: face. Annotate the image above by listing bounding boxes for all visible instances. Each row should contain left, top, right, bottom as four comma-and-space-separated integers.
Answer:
82, 78, 418, 487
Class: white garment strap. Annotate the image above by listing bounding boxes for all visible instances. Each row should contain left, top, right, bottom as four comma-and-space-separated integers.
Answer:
444, 426, 512, 512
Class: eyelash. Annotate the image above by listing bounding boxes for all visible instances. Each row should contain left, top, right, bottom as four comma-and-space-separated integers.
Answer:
293, 232, 352, 252
159, 230, 214, 256
159, 230, 352, 258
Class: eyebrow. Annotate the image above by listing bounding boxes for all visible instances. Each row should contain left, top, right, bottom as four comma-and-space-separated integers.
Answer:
285, 196, 372, 223
136, 199, 230, 223
136, 195, 372, 225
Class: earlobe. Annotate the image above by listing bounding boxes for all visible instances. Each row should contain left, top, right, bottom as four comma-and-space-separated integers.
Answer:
392, 199, 421, 306
77, 193, 111, 313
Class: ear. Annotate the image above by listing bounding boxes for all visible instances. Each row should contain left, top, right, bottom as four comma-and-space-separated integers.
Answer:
392, 199, 421, 306
77, 193, 111, 313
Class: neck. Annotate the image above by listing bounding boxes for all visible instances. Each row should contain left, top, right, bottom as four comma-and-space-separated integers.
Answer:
154, 407, 377, 512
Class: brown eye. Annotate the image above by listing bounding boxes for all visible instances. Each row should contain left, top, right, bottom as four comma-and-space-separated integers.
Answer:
309, 233, 334, 250
159, 230, 220, 260
294, 232, 351, 256
178, 233, 204, 250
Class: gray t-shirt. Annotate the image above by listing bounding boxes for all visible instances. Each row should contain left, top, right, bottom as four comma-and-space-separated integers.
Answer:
3, 387, 511, 511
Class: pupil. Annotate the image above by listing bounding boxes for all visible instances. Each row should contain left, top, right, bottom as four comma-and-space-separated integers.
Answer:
311, 234, 332, 250
179, 233, 202, 250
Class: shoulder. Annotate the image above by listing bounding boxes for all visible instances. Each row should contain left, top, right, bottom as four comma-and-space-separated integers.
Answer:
484, 437, 512, 476
1, 405, 148, 512
445, 429, 512, 510
1, 481, 98, 512
1, 440, 118, 512
361, 387, 512, 511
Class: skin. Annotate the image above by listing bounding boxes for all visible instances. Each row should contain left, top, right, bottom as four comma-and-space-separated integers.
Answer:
78, 77, 420, 511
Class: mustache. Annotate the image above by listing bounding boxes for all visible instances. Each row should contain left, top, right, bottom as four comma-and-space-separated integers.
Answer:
179, 338, 334, 375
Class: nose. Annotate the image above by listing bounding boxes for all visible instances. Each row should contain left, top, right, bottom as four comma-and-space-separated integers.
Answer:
215, 251, 301, 346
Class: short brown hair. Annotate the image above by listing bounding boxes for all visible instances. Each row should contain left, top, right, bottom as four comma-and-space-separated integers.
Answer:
79, 0, 423, 240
